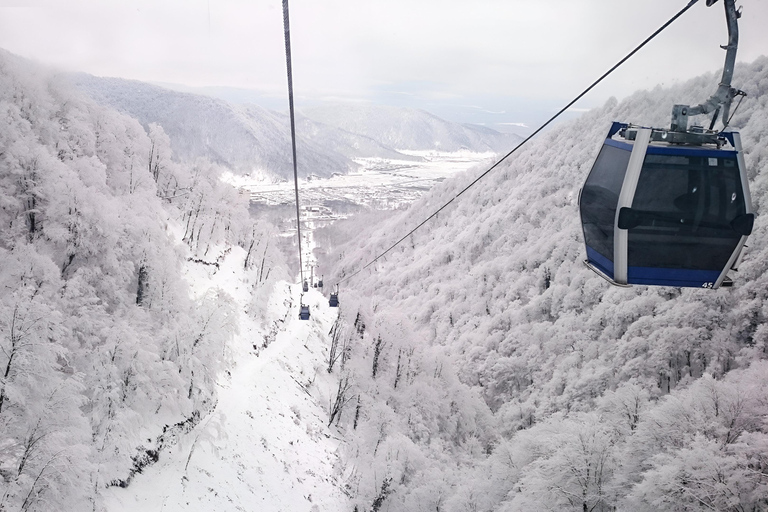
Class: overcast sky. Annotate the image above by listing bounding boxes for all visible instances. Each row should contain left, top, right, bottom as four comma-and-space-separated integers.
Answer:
1, 0, 766, 132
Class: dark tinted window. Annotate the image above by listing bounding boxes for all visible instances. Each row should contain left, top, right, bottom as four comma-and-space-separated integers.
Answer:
628, 153, 745, 270
580, 143, 631, 260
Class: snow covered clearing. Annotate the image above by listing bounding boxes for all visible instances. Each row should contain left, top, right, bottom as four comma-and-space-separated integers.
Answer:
104, 247, 349, 512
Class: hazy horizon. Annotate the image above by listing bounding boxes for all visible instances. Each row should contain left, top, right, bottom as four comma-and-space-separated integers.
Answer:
4, 0, 767, 136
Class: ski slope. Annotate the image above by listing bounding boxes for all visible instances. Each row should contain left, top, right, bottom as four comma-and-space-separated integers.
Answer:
103, 248, 349, 512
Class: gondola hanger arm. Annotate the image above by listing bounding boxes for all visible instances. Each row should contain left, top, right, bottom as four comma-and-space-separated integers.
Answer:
672, 0, 745, 131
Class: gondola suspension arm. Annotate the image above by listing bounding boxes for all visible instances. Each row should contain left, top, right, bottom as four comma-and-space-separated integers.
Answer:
671, 0, 746, 132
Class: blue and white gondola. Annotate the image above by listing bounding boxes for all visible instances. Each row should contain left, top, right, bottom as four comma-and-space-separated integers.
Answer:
579, 122, 753, 289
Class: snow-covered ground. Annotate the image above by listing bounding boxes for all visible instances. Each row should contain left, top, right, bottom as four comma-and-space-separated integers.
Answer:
229, 150, 496, 210
103, 248, 349, 512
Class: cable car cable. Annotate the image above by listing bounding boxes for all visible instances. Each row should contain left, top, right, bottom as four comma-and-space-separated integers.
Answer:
282, 0, 304, 285
580, 0, 753, 289
334, 0, 702, 287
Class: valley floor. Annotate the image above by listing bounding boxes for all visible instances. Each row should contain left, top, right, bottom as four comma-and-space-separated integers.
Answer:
103, 252, 349, 512
227, 150, 496, 210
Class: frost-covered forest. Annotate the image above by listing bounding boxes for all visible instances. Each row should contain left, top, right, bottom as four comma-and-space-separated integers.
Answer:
3, 39, 768, 512
319, 58, 768, 511
0, 49, 288, 509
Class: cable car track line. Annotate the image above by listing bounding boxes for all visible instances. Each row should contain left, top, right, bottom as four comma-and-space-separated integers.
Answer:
334, 0, 701, 288
282, 0, 304, 284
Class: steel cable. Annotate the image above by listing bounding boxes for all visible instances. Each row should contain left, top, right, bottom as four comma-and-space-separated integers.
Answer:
282, 0, 304, 284
334, 0, 701, 288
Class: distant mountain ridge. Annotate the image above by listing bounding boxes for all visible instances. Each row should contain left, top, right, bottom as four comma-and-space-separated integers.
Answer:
301, 104, 521, 153
70, 74, 362, 179
69, 74, 518, 180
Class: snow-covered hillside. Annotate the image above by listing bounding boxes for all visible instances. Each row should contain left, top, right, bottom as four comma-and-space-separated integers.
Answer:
4, 39, 768, 512
318, 58, 768, 511
70, 74, 519, 181
104, 256, 350, 512
70, 73, 362, 180
301, 104, 521, 153
0, 49, 341, 511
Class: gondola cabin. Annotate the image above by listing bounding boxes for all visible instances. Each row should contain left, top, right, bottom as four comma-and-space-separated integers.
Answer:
302, 280, 309, 292
579, 122, 753, 289
329, 293, 339, 308
317, 279, 323, 289
299, 305, 310, 320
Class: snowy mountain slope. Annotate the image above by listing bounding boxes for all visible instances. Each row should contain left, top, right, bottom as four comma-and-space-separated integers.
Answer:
0, 48, 332, 511
294, 115, 421, 163
301, 104, 522, 152
71, 75, 518, 181
104, 249, 350, 512
69, 74, 370, 179
318, 57, 768, 510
